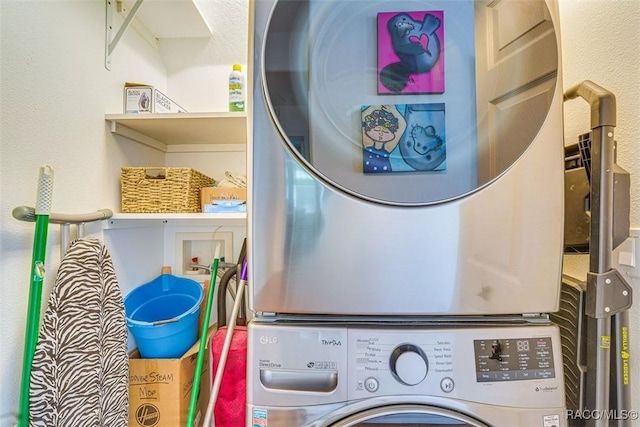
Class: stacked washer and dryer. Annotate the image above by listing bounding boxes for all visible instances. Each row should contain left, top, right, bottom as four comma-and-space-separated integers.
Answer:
248, 0, 567, 425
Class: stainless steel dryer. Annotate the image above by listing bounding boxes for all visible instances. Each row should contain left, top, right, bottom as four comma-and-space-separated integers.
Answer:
249, 0, 564, 316
247, 320, 567, 426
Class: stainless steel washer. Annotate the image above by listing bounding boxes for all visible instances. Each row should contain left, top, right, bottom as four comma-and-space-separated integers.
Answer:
247, 320, 567, 426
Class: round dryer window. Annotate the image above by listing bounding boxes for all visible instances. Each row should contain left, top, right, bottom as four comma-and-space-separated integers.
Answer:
329, 404, 488, 426
262, 0, 560, 206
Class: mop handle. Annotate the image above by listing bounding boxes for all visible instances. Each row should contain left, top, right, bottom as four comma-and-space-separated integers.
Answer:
186, 244, 221, 427
18, 165, 54, 427
203, 258, 248, 427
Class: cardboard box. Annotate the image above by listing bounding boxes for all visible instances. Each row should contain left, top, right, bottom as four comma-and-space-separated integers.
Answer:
128, 327, 215, 427
124, 82, 187, 114
201, 187, 247, 211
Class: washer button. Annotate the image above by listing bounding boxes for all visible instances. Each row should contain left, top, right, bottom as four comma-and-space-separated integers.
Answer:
365, 377, 379, 392
440, 377, 455, 393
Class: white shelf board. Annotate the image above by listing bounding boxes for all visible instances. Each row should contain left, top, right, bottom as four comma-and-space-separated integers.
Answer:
122, 0, 213, 38
105, 212, 247, 229
106, 112, 247, 152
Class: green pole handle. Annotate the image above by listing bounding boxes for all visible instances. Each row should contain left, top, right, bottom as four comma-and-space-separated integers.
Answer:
18, 165, 53, 427
186, 244, 220, 427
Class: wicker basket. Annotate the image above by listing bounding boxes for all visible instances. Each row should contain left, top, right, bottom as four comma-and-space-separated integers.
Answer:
121, 167, 216, 213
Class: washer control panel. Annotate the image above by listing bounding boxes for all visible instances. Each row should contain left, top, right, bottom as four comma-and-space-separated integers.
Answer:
473, 336, 555, 382
248, 322, 565, 409
350, 329, 454, 398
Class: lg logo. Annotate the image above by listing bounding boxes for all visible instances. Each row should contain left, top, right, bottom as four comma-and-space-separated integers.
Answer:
260, 336, 279, 344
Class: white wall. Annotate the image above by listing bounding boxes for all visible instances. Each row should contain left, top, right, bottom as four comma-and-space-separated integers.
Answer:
0, 0, 638, 425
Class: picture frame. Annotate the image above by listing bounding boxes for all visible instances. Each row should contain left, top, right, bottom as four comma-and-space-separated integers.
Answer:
361, 103, 446, 173
377, 10, 445, 94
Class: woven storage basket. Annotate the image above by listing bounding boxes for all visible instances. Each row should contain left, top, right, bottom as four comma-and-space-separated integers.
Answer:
121, 167, 216, 213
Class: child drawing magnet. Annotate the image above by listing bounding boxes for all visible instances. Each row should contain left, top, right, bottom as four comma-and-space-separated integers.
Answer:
377, 10, 445, 94
362, 103, 446, 173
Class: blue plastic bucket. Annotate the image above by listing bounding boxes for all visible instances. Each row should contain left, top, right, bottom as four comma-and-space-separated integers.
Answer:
124, 274, 204, 358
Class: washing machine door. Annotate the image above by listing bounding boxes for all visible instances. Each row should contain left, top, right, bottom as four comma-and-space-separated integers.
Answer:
260, 0, 560, 206
329, 404, 488, 426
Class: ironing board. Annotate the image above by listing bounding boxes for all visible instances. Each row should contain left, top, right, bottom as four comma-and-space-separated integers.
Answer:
28, 237, 128, 426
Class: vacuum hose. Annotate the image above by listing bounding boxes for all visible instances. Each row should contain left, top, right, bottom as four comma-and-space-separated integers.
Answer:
217, 266, 246, 327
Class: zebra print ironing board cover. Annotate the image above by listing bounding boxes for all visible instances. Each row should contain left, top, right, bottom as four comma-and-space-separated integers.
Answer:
29, 238, 128, 426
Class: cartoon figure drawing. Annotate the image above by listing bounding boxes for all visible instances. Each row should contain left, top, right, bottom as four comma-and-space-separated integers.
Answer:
398, 104, 446, 170
409, 124, 444, 158
361, 105, 406, 173
378, 11, 443, 93
361, 103, 446, 173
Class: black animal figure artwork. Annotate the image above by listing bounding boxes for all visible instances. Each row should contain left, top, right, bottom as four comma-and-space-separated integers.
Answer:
378, 11, 444, 94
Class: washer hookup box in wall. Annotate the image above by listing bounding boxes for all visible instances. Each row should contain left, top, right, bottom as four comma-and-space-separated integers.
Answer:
124, 82, 187, 114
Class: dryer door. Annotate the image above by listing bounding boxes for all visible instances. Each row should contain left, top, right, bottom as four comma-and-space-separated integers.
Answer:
251, 0, 565, 316
260, 0, 559, 205
330, 404, 488, 426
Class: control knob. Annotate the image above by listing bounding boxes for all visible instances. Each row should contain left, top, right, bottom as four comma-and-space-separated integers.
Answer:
490, 340, 503, 362
389, 344, 428, 386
